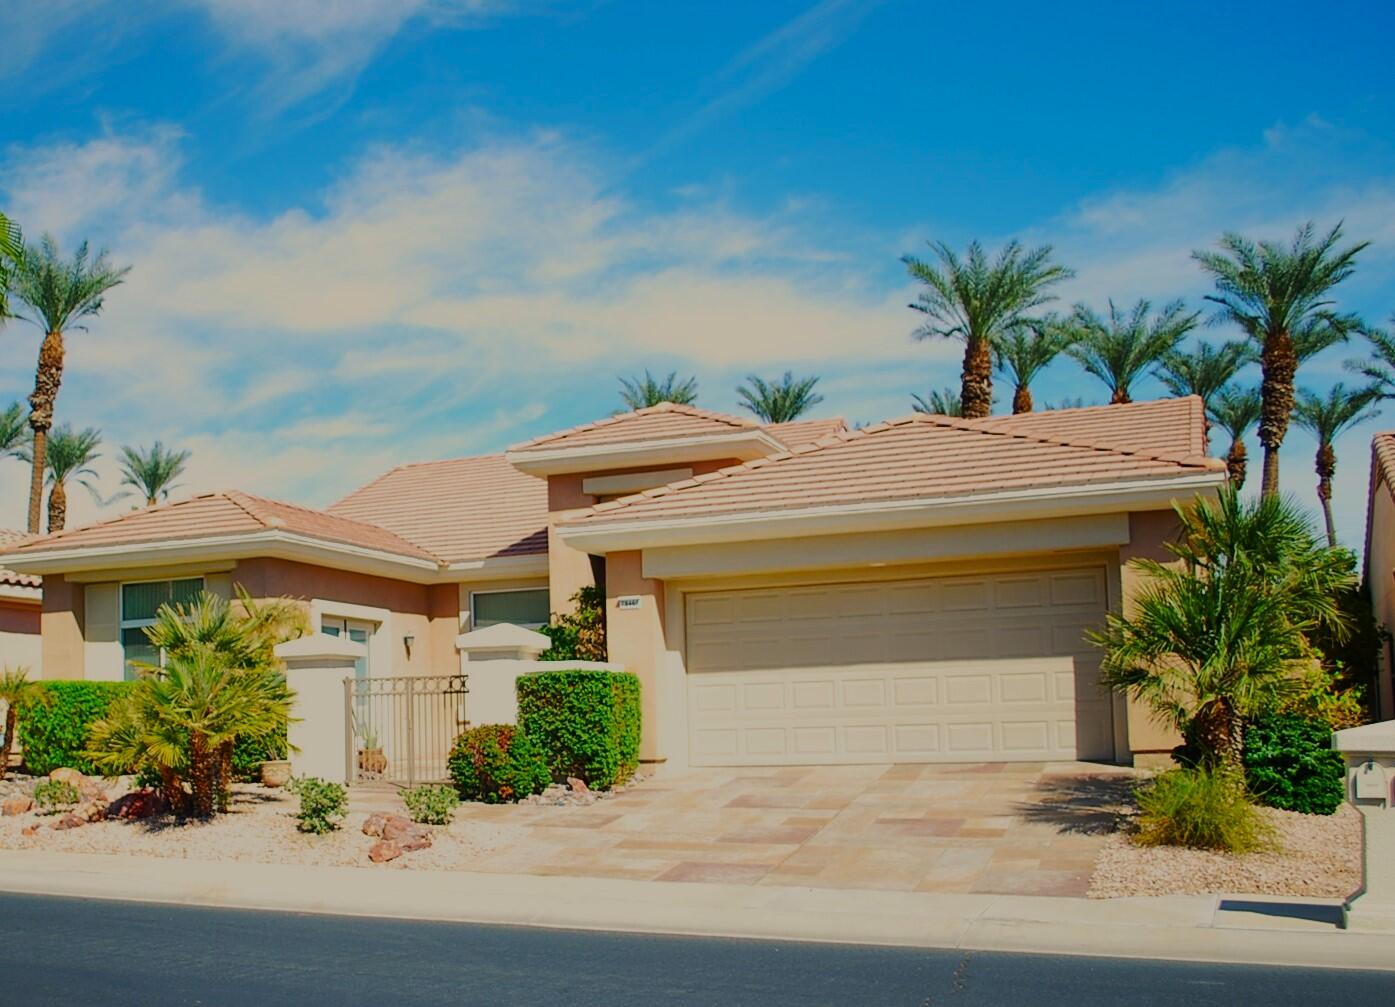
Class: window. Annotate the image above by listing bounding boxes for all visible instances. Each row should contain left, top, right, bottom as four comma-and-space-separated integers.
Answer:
472, 588, 550, 629
121, 577, 204, 680
321, 616, 373, 682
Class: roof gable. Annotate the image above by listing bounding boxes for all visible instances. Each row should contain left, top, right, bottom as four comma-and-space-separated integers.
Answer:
509, 402, 759, 452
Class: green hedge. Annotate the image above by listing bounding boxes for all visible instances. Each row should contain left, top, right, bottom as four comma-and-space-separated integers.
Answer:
517, 669, 640, 789
17, 681, 135, 776
448, 724, 550, 803
1243, 713, 1346, 816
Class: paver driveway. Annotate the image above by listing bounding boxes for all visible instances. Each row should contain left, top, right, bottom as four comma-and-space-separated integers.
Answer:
448, 762, 1139, 897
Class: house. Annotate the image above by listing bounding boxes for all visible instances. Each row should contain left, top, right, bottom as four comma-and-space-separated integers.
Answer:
0, 398, 1226, 770
1364, 432, 1395, 721
0, 530, 41, 676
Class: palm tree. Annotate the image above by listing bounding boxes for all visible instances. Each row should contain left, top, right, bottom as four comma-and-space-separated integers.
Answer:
0, 402, 29, 459
30, 424, 102, 533
618, 370, 698, 410
0, 212, 19, 324
992, 318, 1072, 413
911, 387, 963, 416
1348, 315, 1395, 402
118, 442, 191, 506
1208, 386, 1262, 489
903, 240, 1072, 418
1065, 299, 1199, 404
1292, 384, 1381, 546
1157, 339, 1254, 415
1094, 488, 1354, 768
735, 371, 823, 423
1193, 222, 1368, 497
0, 667, 43, 780
9, 236, 129, 534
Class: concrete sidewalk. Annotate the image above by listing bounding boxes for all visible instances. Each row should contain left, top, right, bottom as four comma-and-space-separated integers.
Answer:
0, 849, 1386, 972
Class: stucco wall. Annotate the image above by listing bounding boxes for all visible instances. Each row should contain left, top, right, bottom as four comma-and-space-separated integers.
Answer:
40, 574, 84, 681
0, 599, 41, 674
1369, 484, 1395, 721
604, 549, 669, 764
1119, 509, 1185, 763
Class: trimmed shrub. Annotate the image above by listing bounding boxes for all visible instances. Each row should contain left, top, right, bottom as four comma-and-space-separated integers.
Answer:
18, 681, 134, 776
402, 784, 458, 825
517, 669, 640, 789
32, 778, 80, 814
1133, 766, 1274, 852
448, 724, 550, 804
289, 776, 346, 834
232, 728, 288, 783
1243, 713, 1346, 816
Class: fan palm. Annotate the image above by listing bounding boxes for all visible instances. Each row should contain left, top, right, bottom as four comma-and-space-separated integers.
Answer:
1208, 386, 1262, 489
1065, 299, 1199, 404
9, 236, 129, 533
618, 370, 698, 410
0, 402, 29, 459
25, 424, 102, 533
0, 667, 44, 780
118, 441, 191, 506
903, 240, 1072, 418
911, 387, 963, 416
1292, 384, 1381, 546
1348, 315, 1395, 402
1193, 222, 1368, 497
992, 317, 1072, 413
735, 371, 823, 423
1094, 488, 1354, 768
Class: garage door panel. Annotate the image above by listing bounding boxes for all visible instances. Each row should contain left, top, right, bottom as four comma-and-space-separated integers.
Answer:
686, 566, 1112, 766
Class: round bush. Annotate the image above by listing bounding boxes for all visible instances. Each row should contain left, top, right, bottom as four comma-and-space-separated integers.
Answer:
448, 724, 550, 804
1243, 712, 1346, 816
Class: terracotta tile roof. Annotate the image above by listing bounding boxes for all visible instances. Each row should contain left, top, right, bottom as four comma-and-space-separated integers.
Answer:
329, 454, 548, 562
4, 492, 440, 563
764, 417, 848, 448
973, 397, 1206, 459
568, 399, 1224, 527
0, 530, 41, 589
1373, 433, 1395, 494
509, 402, 759, 452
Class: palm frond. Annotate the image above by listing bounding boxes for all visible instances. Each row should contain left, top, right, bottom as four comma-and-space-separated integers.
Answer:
1065, 299, 1199, 403
617, 370, 699, 410
8, 234, 130, 333
118, 441, 191, 506
735, 371, 823, 423
1156, 339, 1255, 410
910, 387, 963, 416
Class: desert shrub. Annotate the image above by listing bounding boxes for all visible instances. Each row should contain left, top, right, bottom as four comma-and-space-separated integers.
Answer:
32, 778, 80, 814
1133, 766, 1274, 853
232, 727, 288, 782
517, 669, 640, 789
540, 585, 606, 661
1243, 713, 1346, 816
402, 784, 458, 825
447, 724, 550, 804
18, 681, 134, 776
290, 776, 347, 834
1274, 666, 1366, 732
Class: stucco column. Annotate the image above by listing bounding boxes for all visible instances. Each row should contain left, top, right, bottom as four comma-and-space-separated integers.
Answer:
1118, 510, 1184, 768
276, 633, 366, 785
605, 550, 667, 764
455, 623, 551, 725
1333, 720, 1395, 932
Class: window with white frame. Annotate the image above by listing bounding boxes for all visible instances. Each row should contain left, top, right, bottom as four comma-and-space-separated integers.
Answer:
121, 577, 204, 680
471, 588, 550, 629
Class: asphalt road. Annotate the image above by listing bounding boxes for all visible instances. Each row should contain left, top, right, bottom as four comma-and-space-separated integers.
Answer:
0, 892, 1387, 1005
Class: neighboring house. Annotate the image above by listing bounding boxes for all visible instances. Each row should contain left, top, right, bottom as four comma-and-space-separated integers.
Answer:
0, 530, 41, 675
0, 399, 1225, 770
1364, 433, 1395, 722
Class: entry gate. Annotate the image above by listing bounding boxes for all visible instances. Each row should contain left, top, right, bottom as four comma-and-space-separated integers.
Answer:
345, 674, 468, 786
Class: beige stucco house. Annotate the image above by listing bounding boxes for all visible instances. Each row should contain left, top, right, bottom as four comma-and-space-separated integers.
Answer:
0, 398, 1226, 770
0, 530, 41, 676
1364, 432, 1395, 722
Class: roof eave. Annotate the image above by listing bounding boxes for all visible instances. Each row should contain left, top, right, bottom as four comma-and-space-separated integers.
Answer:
505, 430, 786, 477
556, 471, 1227, 553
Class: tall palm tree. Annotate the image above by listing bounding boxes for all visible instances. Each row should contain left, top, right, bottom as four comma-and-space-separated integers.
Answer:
1292, 384, 1381, 547
0, 212, 20, 324
1065, 299, 1198, 404
1193, 222, 1368, 497
9, 236, 129, 534
735, 371, 823, 423
910, 387, 963, 416
30, 424, 102, 533
118, 441, 192, 506
903, 240, 1072, 418
618, 370, 698, 410
992, 318, 1072, 413
0, 402, 29, 459
1208, 386, 1262, 489
1348, 315, 1395, 402
1156, 340, 1254, 413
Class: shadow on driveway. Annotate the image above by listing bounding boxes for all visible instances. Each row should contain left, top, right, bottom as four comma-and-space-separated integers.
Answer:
1016, 775, 1136, 837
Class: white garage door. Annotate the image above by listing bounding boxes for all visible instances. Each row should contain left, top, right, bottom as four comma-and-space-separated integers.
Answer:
685, 567, 1112, 766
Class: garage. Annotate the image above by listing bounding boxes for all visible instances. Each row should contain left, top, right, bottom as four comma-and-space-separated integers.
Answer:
684, 566, 1113, 766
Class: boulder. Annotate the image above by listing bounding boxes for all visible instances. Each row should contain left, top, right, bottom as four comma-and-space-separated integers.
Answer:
51, 813, 85, 831
398, 831, 432, 853
567, 777, 590, 794
361, 812, 389, 837
368, 840, 403, 863
48, 768, 85, 788
2, 795, 33, 816
107, 790, 167, 821
380, 815, 417, 843
75, 801, 107, 823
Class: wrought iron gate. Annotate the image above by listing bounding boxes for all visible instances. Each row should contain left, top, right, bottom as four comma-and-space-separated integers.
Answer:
345, 674, 468, 786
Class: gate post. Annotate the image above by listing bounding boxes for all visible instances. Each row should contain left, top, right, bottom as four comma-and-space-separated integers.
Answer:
275, 633, 367, 785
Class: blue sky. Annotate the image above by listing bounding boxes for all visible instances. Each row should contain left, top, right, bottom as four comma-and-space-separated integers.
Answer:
1, 0, 1393, 548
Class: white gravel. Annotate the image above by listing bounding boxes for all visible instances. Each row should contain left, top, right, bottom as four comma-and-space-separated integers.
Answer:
1089, 803, 1363, 900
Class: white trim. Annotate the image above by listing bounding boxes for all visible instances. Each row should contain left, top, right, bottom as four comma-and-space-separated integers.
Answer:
444, 554, 549, 580
558, 473, 1225, 552
312, 599, 391, 682
0, 584, 40, 603
505, 431, 783, 476
582, 467, 694, 498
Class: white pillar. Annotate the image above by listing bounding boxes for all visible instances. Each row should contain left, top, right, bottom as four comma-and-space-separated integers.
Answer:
455, 623, 552, 726
276, 633, 366, 785
1333, 720, 1395, 932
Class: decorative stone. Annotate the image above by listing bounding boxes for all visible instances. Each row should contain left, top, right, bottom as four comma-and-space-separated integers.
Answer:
21, 824, 39, 837
567, 777, 590, 794
108, 791, 166, 820
2, 796, 33, 816
51, 813, 85, 830
368, 840, 403, 863
362, 812, 389, 837
49, 768, 85, 788
398, 831, 432, 853
380, 815, 417, 843
75, 801, 107, 823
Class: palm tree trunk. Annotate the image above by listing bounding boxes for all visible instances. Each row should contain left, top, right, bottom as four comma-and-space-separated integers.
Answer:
1110, 387, 1130, 405
960, 337, 993, 419
26, 329, 64, 535
1227, 440, 1248, 490
1012, 384, 1032, 414
1190, 699, 1242, 770
1, 706, 16, 780
1258, 329, 1296, 498
1316, 444, 1337, 547
47, 480, 66, 534
158, 765, 187, 816
190, 734, 215, 818
217, 739, 234, 813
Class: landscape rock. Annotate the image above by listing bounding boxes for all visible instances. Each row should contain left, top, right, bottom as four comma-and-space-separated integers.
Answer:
21, 824, 39, 837
567, 777, 589, 794
107, 790, 167, 821
398, 831, 432, 853
2, 795, 33, 816
75, 801, 107, 823
368, 840, 403, 863
361, 812, 388, 837
380, 815, 418, 843
51, 813, 86, 831
48, 768, 85, 788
